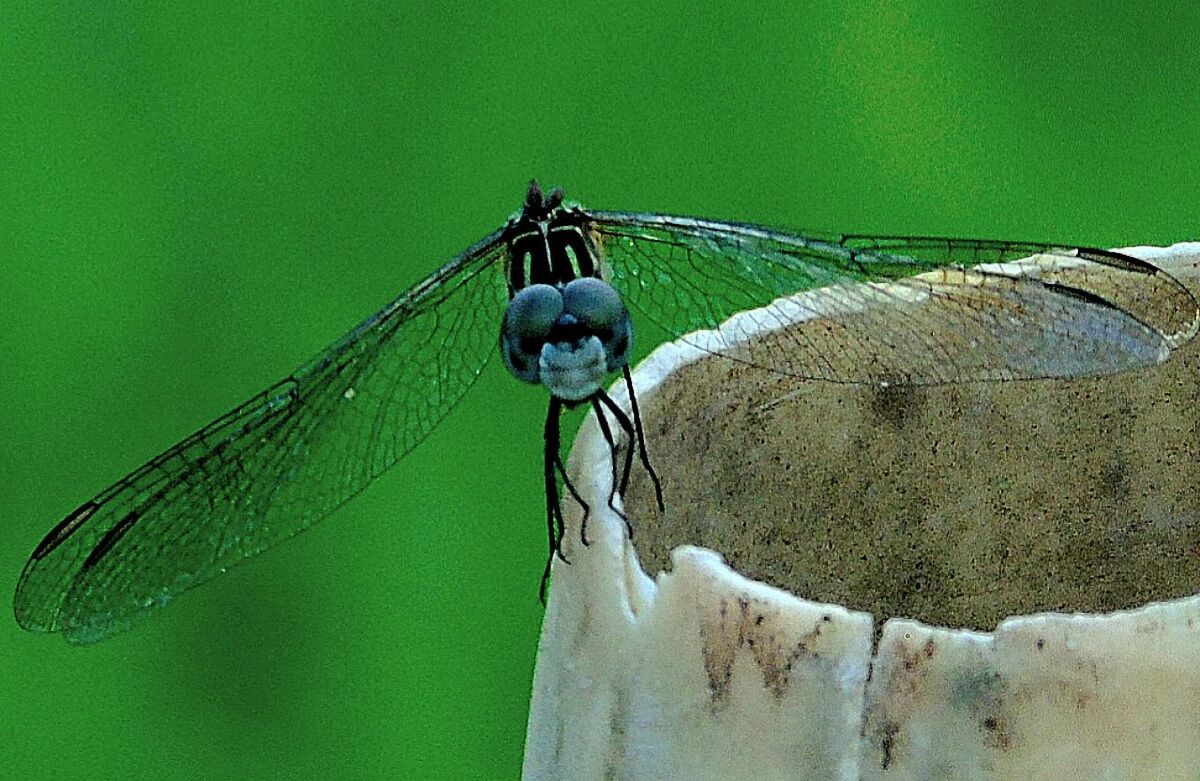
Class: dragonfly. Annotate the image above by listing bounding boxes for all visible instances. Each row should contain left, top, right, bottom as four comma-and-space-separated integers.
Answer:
14, 181, 1199, 643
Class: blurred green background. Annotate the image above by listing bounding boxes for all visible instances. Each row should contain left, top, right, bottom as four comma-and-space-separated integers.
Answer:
3, 2, 1199, 779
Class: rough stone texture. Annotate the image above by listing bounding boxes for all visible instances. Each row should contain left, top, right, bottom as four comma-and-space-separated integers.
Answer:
523, 244, 1200, 781
623, 246, 1200, 630
861, 609, 1200, 780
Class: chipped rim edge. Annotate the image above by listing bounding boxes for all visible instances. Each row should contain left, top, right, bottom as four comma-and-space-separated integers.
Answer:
574, 240, 1200, 636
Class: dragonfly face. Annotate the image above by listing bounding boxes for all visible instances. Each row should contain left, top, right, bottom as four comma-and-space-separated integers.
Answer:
14, 180, 1199, 643
500, 278, 633, 402
500, 184, 633, 402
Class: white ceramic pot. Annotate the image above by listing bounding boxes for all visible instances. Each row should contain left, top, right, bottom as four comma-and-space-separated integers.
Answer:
523, 244, 1200, 781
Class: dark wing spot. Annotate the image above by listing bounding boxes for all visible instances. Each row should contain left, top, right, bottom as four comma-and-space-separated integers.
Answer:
82, 511, 141, 570
31, 500, 99, 561
1040, 280, 1125, 313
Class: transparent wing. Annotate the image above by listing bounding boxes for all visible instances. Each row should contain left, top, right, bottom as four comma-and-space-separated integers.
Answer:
14, 231, 510, 643
590, 213, 1199, 383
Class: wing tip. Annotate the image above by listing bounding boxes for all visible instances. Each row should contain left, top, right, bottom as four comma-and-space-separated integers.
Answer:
29, 500, 100, 562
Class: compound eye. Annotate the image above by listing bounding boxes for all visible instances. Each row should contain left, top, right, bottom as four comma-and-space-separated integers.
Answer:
504, 284, 563, 341
561, 278, 625, 330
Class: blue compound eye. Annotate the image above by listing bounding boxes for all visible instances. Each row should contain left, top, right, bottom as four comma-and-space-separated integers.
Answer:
561, 277, 626, 330
500, 284, 564, 384
505, 284, 563, 340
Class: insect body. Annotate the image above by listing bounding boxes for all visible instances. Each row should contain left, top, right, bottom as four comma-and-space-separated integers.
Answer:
15, 181, 1198, 643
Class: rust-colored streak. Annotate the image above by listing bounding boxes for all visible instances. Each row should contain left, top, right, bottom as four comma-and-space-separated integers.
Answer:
879, 719, 900, 769
698, 595, 826, 706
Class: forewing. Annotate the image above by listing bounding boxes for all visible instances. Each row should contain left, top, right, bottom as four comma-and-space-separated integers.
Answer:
14, 233, 509, 643
590, 214, 1199, 383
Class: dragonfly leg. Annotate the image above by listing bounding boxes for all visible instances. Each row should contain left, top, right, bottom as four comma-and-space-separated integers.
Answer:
544, 398, 569, 562
555, 449, 591, 545
541, 398, 569, 604
593, 392, 635, 497
592, 393, 634, 538
623, 366, 665, 511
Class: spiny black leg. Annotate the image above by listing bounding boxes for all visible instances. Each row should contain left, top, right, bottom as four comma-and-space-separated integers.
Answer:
545, 398, 568, 561
590, 397, 618, 498
595, 391, 635, 497
541, 398, 567, 604
623, 365, 665, 511
555, 450, 591, 545
540, 452, 555, 606
588, 398, 628, 532
593, 394, 634, 538
539, 555, 552, 604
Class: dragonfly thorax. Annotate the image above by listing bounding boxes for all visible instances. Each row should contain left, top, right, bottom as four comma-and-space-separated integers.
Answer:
500, 278, 633, 402
504, 205, 599, 293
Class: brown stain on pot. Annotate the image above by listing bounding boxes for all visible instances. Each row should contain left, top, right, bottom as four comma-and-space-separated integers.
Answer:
698, 595, 826, 706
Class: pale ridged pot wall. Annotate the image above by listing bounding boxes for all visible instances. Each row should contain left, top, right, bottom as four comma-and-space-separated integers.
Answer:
523, 245, 1200, 781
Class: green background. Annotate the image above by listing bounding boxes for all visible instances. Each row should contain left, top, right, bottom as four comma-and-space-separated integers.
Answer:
3, 3, 1199, 779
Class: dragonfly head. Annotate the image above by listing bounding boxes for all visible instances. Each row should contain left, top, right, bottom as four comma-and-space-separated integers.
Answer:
500, 277, 633, 401
522, 180, 565, 222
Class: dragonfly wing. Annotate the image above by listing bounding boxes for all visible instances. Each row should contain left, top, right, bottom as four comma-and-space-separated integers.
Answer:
590, 214, 1199, 384
15, 232, 510, 643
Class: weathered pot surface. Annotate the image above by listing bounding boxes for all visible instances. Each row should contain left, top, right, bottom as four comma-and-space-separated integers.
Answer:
523, 244, 1200, 781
